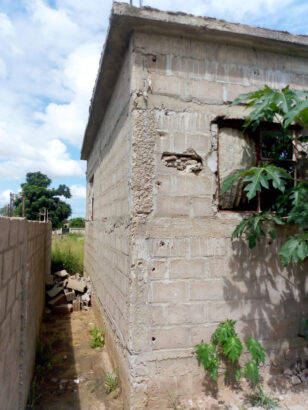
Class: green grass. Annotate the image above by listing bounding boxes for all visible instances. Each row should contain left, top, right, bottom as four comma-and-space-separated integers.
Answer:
90, 328, 105, 348
51, 233, 84, 275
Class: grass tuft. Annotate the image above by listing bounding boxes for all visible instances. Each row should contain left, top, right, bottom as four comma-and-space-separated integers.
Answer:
246, 384, 280, 409
103, 372, 118, 394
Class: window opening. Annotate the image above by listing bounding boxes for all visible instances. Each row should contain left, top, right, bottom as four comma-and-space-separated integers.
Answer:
218, 122, 298, 213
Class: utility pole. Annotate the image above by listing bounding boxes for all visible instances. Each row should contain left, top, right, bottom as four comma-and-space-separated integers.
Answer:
9, 192, 14, 217
22, 192, 26, 218
129, 1, 143, 6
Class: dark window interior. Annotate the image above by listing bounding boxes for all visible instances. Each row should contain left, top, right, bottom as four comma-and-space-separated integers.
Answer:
218, 122, 298, 212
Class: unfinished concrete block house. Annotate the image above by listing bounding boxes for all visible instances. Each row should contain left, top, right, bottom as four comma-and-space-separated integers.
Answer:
81, 3, 308, 408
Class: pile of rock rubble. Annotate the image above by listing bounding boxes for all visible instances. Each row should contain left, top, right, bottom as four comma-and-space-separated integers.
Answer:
283, 358, 308, 386
45, 269, 91, 313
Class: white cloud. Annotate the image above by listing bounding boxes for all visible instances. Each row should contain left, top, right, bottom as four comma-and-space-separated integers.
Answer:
0, 0, 107, 183
70, 184, 86, 199
35, 42, 101, 146
0, 189, 11, 207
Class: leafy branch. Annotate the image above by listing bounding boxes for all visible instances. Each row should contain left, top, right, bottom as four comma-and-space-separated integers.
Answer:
232, 85, 308, 130
221, 163, 290, 201
224, 85, 308, 266
232, 212, 284, 248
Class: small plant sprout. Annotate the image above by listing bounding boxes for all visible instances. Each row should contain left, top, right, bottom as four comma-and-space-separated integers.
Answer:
247, 384, 280, 409
103, 371, 118, 394
195, 320, 266, 385
89, 327, 105, 348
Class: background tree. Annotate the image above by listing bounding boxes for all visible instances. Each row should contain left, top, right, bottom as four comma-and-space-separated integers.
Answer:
222, 86, 308, 266
0, 205, 9, 216
14, 171, 72, 229
69, 217, 85, 228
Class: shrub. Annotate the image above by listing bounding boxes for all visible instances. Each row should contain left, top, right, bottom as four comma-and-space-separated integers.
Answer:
90, 328, 105, 348
195, 320, 266, 385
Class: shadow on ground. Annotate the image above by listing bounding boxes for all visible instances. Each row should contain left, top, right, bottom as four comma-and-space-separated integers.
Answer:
28, 309, 123, 410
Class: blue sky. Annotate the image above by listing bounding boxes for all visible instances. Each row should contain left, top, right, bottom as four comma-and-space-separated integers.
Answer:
1, 0, 308, 218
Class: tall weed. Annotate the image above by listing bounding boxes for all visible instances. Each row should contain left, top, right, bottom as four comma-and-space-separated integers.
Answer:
51, 233, 84, 275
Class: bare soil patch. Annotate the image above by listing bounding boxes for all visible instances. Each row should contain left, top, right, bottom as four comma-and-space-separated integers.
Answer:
29, 308, 123, 410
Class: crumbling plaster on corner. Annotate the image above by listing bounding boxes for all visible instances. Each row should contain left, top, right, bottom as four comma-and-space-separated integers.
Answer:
126, 108, 157, 360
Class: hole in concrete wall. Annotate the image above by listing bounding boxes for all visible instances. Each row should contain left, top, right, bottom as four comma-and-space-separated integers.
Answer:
159, 241, 165, 246
152, 337, 156, 341
152, 56, 157, 62
161, 148, 203, 174
152, 267, 155, 271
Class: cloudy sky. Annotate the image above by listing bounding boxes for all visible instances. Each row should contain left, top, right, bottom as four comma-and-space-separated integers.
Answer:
1, 0, 308, 217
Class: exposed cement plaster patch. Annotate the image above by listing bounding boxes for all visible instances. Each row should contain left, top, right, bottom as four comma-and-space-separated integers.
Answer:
132, 110, 156, 216
161, 148, 203, 173
207, 151, 217, 173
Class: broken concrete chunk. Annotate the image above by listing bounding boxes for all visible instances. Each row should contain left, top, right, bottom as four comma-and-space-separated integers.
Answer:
54, 304, 73, 313
82, 293, 90, 302
47, 284, 64, 298
291, 375, 301, 385
67, 278, 87, 293
48, 293, 67, 307
64, 288, 76, 302
73, 298, 81, 312
54, 269, 69, 278
283, 368, 293, 377
45, 274, 54, 286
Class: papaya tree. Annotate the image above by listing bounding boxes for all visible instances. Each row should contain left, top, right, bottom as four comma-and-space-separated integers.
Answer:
222, 85, 308, 266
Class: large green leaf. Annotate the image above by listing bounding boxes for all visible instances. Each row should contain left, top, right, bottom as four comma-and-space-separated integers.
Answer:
195, 341, 219, 381
223, 336, 243, 362
244, 360, 260, 385
245, 337, 266, 365
221, 164, 290, 201
232, 85, 308, 130
232, 212, 284, 249
279, 232, 308, 266
211, 320, 237, 343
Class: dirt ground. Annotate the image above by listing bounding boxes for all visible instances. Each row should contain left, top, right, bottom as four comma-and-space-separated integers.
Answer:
30, 308, 123, 410
176, 364, 308, 410
28, 306, 308, 410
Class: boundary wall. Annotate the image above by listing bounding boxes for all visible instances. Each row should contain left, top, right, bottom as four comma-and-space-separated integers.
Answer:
0, 217, 51, 410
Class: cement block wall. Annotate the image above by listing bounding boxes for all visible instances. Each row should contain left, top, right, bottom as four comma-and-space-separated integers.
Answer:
0, 217, 51, 410
128, 31, 308, 408
84, 47, 133, 404
84, 19, 308, 409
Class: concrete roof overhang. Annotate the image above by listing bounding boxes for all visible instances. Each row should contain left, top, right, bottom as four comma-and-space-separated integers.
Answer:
81, 2, 308, 160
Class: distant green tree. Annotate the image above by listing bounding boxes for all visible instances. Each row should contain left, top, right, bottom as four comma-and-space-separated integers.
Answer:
69, 217, 85, 228
14, 171, 72, 229
0, 205, 9, 216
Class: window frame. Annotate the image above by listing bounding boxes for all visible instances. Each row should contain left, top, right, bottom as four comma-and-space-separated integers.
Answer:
217, 121, 299, 214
